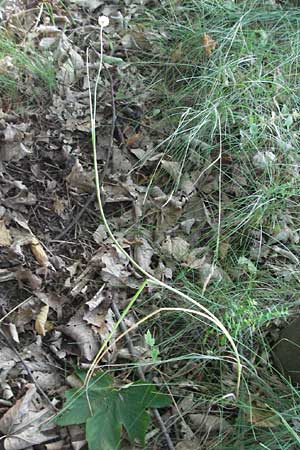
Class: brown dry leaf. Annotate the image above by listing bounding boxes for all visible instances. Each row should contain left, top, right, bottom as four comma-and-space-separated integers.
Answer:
183, 249, 206, 269
30, 237, 49, 267
61, 306, 99, 361
66, 159, 94, 193
93, 224, 108, 244
53, 197, 67, 217
161, 236, 190, 262
0, 219, 12, 246
0, 56, 15, 76
0, 347, 19, 381
101, 249, 133, 288
0, 384, 56, 450
246, 402, 280, 428
189, 413, 232, 433
16, 268, 42, 291
203, 33, 217, 57
126, 131, 143, 148
35, 304, 50, 336
36, 292, 68, 320
175, 440, 201, 450
161, 160, 181, 181
171, 42, 183, 63
83, 307, 117, 362
134, 238, 154, 273
0, 123, 33, 162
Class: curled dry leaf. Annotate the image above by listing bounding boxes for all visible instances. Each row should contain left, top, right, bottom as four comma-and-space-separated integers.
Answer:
175, 440, 201, 450
66, 159, 94, 193
253, 151, 276, 169
93, 224, 108, 244
30, 237, 49, 267
83, 307, 117, 362
7, 323, 19, 344
0, 384, 56, 450
0, 219, 12, 246
134, 238, 154, 273
0, 122, 33, 162
2, 382, 14, 400
161, 236, 190, 262
203, 33, 217, 57
161, 160, 181, 181
61, 306, 100, 361
101, 250, 132, 287
35, 304, 50, 336
36, 292, 69, 320
189, 413, 232, 433
16, 268, 42, 291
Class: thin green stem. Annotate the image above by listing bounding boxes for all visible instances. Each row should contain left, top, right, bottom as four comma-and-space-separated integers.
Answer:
85, 19, 242, 398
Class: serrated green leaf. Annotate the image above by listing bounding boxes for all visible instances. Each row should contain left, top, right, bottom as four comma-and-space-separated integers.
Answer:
56, 370, 113, 426
56, 371, 171, 450
86, 399, 121, 450
116, 385, 151, 444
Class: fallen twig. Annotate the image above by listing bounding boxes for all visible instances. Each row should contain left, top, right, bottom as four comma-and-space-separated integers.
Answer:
55, 192, 96, 240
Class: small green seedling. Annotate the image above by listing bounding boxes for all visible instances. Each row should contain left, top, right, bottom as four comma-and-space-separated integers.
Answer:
145, 329, 160, 363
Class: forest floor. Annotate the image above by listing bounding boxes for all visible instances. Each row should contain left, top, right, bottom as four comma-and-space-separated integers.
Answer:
0, 1, 300, 449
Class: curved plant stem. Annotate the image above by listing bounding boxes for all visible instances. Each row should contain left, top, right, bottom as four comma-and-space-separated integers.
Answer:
85, 20, 242, 398
90, 307, 240, 371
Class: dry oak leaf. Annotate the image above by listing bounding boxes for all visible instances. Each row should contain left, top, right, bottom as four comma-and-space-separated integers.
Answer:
203, 33, 217, 57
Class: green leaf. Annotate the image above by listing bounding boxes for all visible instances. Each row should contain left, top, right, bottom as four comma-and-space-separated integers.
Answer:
151, 347, 160, 363
56, 370, 113, 426
56, 371, 171, 450
86, 398, 121, 450
145, 330, 155, 347
102, 55, 125, 65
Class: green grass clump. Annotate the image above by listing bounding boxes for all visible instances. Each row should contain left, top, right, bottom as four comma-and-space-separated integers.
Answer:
0, 29, 56, 104
130, 0, 300, 448
138, 0, 300, 237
